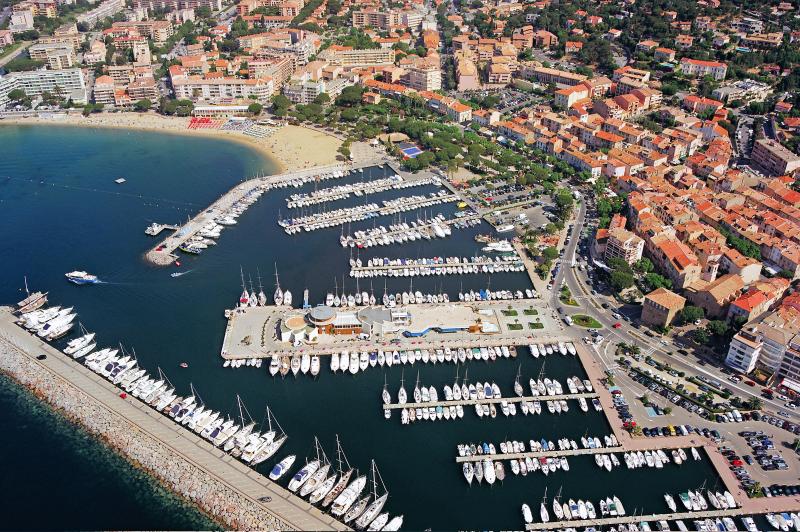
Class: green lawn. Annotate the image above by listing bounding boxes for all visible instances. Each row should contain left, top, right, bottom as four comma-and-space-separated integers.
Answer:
502, 309, 518, 316
572, 314, 602, 328
524, 308, 538, 316
0, 42, 23, 61
528, 322, 544, 329
508, 323, 523, 331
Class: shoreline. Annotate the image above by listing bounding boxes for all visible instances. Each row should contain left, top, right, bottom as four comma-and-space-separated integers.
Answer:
0, 113, 343, 174
0, 307, 347, 531
0, 371, 223, 530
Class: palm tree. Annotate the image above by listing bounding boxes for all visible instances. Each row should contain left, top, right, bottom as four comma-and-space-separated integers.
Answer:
745, 396, 763, 411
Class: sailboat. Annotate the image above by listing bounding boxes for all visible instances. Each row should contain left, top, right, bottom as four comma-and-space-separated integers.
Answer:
274, 264, 284, 306
397, 370, 407, 404
251, 407, 287, 465
310, 435, 347, 504
514, 364, 524, 397
354, 461, 389, 529
239, 267, 249, 307
540, 488, 550, 523
321, 435, 355, 507
300, 438, 332, 497
257, 269, 267, 306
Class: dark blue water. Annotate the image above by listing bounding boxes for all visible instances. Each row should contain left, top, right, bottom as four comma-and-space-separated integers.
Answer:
0, 125, 732, 531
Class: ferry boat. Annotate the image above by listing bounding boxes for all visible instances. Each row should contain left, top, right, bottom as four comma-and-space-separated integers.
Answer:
65, 271, 99, 285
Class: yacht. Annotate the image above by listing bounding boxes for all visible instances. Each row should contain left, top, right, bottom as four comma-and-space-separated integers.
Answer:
269, 454, 296, 480
65, 271, 100, 285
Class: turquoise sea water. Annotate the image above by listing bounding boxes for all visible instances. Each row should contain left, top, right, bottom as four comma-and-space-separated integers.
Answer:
0, 125, 732, 530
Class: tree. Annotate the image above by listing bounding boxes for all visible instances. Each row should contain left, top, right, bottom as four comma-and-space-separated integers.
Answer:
707, 320, 729, 337
313, 93, 330, 105
247, 102, 263, 115
542, 246, 559, 262
134, 98, 152, 112
335, 85, 364, 107
610, 270, 635, 292
642, 272, 672, 292
7, 89, 27, 103
271, 94, 291, 116
679, 306, 705, 324
693, 328, 710, 345
745, 397, 763, 411
634, 258, 654, 274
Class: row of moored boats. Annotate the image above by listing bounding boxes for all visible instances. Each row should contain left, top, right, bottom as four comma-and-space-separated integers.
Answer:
349, 255, 525, 278
341, 213, 480, 248
279, 191, 457, 234
287, 174, 437, 208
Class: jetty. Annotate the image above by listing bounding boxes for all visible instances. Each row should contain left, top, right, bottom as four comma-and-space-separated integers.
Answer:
145, 223, 180, 236
456, 444, 625, 463
525, 508, 753, 531
349, 256, 525, 278
286, 174, 438, 208
0, 307, 348, 531
144, 163, 349, 266
386, 392, 599, 410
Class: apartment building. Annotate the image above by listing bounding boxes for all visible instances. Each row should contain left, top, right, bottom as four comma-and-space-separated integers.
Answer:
112, 20, 175, 44
604, 227, 644, 265
172, 75, 274, 103
646, 233, 702, 289
9, 67, 86, 102
521, 65, 587, 87
751, 139, 800, 176
725, 326, 762, 374
93, 75, 116, 104
77, 0, 124, 26
28, 42, 75, 70
318, 46, 395, 68
406, 60, 441, 92
132, 0, 222, 12
679, 58, 728, 81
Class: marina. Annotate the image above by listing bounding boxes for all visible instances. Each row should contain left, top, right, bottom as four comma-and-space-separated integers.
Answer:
4, 126, 799, 531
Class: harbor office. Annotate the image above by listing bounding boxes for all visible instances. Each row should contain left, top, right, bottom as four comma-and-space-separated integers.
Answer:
280, 306, 413, 343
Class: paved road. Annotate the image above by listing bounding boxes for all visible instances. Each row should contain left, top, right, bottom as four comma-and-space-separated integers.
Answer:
549, 196, 798, 423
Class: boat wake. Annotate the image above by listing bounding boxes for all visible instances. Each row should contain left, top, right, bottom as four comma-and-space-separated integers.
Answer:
171, 270, 193, 278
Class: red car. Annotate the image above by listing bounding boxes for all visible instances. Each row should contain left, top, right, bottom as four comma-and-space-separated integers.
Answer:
730, 459, 744, 467
613, 322, 622, 329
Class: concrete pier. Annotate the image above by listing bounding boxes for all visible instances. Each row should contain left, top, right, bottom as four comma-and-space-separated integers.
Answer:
0, 307, 348, 531
385, 391, 599, 410
145, 163, 349, 266
349, 257, 524, 277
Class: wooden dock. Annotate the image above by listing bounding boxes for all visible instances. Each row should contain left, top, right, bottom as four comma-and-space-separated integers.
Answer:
144, 163, 349, 266
385, 391, 599, 410
525, 508, 746, 530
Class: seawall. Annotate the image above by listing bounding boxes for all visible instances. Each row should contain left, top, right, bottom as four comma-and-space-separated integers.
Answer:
0, 307, 348, 531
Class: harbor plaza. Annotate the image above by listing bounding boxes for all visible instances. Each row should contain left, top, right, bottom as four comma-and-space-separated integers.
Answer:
220, 300, 564, 359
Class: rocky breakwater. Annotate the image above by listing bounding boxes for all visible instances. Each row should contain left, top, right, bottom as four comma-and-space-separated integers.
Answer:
0, 310, 343, 531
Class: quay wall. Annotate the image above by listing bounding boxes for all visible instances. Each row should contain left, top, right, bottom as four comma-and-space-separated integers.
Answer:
0, 309, 347, 531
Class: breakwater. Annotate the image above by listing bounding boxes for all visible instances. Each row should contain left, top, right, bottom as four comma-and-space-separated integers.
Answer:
0, 307, 347, 531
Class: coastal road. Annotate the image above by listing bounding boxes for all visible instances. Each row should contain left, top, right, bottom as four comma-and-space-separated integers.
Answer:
551, 195, 798, 420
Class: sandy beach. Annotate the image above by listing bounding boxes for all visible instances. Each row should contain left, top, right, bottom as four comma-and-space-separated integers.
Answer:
0, 112, 343, 173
